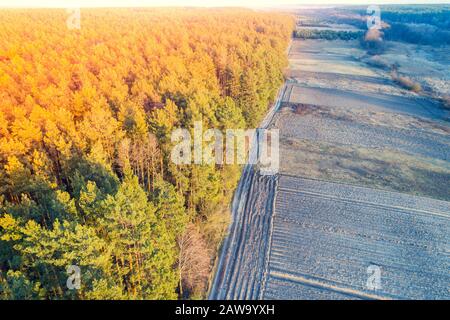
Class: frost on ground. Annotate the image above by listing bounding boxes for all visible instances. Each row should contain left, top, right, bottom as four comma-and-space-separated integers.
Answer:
209, 85, 286, 300
380, 42, 450, 98
210, 39, 450, 300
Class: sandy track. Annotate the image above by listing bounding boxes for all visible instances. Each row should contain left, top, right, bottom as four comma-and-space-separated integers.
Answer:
288, 85, 447, 120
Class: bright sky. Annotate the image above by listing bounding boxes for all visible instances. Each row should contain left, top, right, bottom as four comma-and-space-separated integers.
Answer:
1, 0, 449, 8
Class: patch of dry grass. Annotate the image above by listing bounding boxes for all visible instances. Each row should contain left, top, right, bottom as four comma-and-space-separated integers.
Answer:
280, 138, 450, 201
282, 104, 450, 135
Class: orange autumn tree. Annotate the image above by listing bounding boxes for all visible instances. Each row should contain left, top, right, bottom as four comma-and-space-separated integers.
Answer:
0, 8, 293, 299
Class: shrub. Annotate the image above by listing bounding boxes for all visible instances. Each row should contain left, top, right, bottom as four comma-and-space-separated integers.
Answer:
391, 71, 422, 93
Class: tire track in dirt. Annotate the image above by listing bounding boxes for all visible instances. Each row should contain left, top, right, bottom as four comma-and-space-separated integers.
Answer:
209, 83, 288, 299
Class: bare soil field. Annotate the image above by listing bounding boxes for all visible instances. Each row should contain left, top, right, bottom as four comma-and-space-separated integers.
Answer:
276, 103, 450, 134
266, 175, 450, 300
209, 169, 277, 299
278, 39, 450, 200
289, 40, 377, 77
280, 138, 450, 201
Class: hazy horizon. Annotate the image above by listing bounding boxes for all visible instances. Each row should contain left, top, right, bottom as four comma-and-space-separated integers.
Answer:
1, 0, 449, 8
